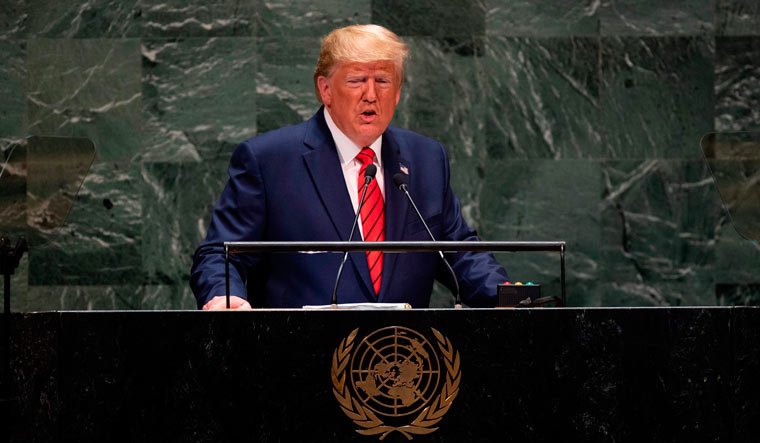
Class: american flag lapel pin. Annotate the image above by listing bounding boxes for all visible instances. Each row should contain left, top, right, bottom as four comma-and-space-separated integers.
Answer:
399, 163, 409, 175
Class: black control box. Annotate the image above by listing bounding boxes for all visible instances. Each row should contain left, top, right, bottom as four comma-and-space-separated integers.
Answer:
498, 283, 541, 307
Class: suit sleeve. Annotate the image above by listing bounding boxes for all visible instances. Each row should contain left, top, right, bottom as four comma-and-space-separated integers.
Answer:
190, 141, 267, 308
434, 142, 509, 307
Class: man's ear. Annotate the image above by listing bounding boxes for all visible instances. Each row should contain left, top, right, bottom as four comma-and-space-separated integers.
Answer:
317, 76, 332, 106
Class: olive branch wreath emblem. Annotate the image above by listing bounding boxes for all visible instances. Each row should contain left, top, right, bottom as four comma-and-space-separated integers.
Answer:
330, 327, 461, 440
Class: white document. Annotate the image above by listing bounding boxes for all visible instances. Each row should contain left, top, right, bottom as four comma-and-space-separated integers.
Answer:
302, 302, 412, 310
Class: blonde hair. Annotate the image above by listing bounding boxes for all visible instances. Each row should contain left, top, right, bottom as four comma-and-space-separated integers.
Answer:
313, 24, 409, 103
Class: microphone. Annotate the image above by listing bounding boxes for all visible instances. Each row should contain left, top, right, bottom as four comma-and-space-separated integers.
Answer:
393, 173, 462, 309
331, 164, 377, 307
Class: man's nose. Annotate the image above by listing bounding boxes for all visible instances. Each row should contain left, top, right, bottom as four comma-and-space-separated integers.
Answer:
363, 80, 377, 102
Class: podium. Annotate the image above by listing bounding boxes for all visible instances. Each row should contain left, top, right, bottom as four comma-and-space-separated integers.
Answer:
5, 307, 760, 442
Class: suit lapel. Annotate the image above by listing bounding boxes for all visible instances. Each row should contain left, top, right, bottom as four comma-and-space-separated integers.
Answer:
378, 128, 410, 302
302, 109, 375, 298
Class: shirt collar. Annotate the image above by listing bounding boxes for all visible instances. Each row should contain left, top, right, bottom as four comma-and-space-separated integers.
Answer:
323, 107, 382, 167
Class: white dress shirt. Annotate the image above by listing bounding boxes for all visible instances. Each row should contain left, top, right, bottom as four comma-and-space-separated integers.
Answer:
323, 108, 385, 239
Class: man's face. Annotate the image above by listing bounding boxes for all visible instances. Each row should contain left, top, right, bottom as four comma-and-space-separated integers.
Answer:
318, 60, 401, 148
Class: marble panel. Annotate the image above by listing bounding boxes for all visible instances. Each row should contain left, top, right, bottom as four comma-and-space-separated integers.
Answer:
26, 39, 142, 163
715, 37, 760, 132
0, 40, 25, 137
478, 159, 601, 306
1, 139, 28, 310
25, 0, 140, 38
429, 281, 456, 308
600, 160, 723, 306
371, 0, 485, 38
0, 139, 26, 232
600, 37, 714, 159
478, 37, 602, 160
485, 0, 600, 37
28, 162, 142, 286
142, 284, 196, 310
714, 223, 760, 285
257, 0, 370, 37
141, 38, 256, 163
392, 37, 484, 211
716, 282, 760, 305
8, 255, 28, 312
21, 285, 144, 311
3, 1, 758, 311
599, 0, 713, 36
140, 160, 228, 288
717, 0, 760, 36
15, 284, 196, 311
0, 0, 26, 38
255, 36, 320, 134
701, 136, 760, 244
139, 0, 256, 37
598, 280, 715, 307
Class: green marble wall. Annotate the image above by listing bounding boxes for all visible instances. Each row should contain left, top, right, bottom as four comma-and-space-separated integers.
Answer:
1, 0, 759, 310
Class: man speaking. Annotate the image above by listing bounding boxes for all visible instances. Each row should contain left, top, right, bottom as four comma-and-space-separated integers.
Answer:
190, 24, 508, 310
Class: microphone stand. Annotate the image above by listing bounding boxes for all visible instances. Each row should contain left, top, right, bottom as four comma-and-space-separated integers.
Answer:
394, 176, 462, 308
331, 166, 376, 307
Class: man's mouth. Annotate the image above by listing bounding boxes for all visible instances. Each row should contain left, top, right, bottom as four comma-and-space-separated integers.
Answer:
361, 110, 377, 122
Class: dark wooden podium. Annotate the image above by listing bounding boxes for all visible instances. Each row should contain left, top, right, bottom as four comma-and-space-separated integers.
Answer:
4, 308, 760, 442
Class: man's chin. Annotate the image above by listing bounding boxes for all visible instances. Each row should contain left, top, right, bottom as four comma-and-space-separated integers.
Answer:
351, 127, 385, 146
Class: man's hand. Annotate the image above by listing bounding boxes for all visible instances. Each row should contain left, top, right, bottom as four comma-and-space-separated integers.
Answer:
202, 295, 253, 310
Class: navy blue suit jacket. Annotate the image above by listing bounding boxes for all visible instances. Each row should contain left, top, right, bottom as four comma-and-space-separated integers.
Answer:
190, 109, 508, 308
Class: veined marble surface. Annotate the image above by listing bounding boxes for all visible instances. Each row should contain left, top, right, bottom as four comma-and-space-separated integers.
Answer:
1, 0, 759, 310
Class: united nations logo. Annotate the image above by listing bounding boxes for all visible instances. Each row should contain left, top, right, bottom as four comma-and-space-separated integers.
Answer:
331, 326, 461, 440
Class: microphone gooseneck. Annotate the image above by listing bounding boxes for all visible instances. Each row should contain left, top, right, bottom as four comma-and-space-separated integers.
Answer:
331, 164, 377, 307
393, 173, 462, 308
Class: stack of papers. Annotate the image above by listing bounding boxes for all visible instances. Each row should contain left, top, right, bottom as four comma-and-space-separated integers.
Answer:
302, 303, 412, 310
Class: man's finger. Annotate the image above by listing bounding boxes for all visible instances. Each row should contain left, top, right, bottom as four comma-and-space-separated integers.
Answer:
235, 301, 253, 310
203, 296, 251, 310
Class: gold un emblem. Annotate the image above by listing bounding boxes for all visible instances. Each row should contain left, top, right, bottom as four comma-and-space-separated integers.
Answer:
331, 326, 461, 440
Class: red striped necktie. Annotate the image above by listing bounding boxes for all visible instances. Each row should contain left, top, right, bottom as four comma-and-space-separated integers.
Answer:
356, 147, 384, 295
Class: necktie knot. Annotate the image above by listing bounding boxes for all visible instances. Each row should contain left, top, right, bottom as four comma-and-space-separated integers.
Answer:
356, 147, 375, 166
